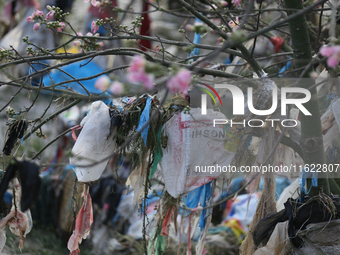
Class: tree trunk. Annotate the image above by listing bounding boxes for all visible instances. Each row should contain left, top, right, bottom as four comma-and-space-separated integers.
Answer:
284, 0, 329, 194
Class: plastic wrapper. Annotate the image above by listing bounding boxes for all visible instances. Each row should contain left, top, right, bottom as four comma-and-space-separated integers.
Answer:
70, 101, 116, 183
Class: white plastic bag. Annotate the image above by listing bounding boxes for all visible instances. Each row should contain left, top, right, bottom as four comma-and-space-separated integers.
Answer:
70, 101, 116, 183
161, 108, 235, 198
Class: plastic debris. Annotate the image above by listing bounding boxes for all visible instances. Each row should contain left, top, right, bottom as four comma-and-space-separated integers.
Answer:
269, 36, 283, 53
3, 119, 28, 156
136, 97, 152, 145
0, 178, 33, 250
67, 186, 93, 255
70, 101, 121, 183
253, 222, 289, 255
161, 108, 234, 198
0, 159, 41, 212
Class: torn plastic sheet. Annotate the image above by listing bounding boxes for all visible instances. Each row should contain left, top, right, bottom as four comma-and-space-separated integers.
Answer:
161, 108, 234, 198
253, 221, 288, 255
185, 182, 213, 231
67, 187, 93, 255
136, 97, 152, 146
149, 126, 163, 179
189, 17, 202, 63
148, 228, 165, 255
299, 167, 318, 196
70, 101, 117, 183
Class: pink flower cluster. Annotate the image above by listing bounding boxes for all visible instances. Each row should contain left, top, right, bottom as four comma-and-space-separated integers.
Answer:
109, 81, 123, 95
127, 56, 155, 90
57, 22, 66, 32
46, 10, 55, 20
26, 10, 43, 23
94, 76, 124, 95
84, 0, 101, 7
320, 45, 340, 69
91, 0, 100, 6
26, 8, 64, 32
167, 69, 191, 94
73, 32, 103, 51
91, 21, 99, 34
95, 76, 111, 91
232, 0, 241, 7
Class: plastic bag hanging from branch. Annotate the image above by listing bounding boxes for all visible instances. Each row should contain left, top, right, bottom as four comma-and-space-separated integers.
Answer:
70, 101, 122, 183
160, 108, 235, 198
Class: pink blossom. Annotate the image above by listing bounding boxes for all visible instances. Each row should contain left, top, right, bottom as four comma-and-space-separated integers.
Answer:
27, 16, 33, 23
176, 69, 191, 90
320, 46, 334, 57
232, 0, 241, 7
96, 41, 104, 50
128, 55, 146, 72
46, 10, 55, 20
320, 45, 340, 69
86, 32, 93, 36
327, 57, 339, 68
33, 10, 43, 17
73, 40, 81, 47
128, 71, 155, 90
57, 22, 66, 32
91, 0, 100, 6
27, 9, 43, 23
91, 21, 99, 33
95, 76, 111, 91
77, 32, 83, 36
46, 5, 52, 11
166, 69, 191, 94
166, 77, 177, 94
127, 55, 155, 90
33, 23, 41, 31
109, 81, 124, 95
221, 1, 228, 6
228, 17, 239, 31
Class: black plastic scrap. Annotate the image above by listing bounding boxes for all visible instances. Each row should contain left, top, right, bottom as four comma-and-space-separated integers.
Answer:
0, 159, 41, 212
253, 195, 340, 249
3, 119, 28, 156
